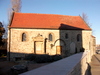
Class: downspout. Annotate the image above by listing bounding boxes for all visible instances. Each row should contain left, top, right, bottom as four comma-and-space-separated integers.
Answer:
8, 12, 14, 61
44, 38, 47, 54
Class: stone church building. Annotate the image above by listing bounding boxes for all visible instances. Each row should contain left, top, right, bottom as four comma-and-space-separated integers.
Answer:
7, 12, 95, 61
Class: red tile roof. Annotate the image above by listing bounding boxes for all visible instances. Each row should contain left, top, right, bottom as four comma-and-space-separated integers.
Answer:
10, 12, 91, 30
91, 35, 96, 38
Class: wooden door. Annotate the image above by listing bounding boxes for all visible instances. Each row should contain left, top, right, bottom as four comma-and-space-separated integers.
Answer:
56, 46, 62, 55
35, 42, 42, 54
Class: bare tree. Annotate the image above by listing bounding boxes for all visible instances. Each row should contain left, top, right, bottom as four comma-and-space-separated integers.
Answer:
8, 0, 21, 23
2, 21, 7, 39
81, 13, 91, 27
11, 0, 21, 12
81, 13, 95, 35
8, 8, 13, 23
0, 22, 5, 46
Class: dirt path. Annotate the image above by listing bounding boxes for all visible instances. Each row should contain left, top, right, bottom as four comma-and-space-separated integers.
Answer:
0, 57, 49, 75
0, 61, 18, 75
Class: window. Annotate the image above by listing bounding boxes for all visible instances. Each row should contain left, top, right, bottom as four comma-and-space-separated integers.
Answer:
65, 33, 68, 39
22, 33, 26, 41
49, 33, 53, 41
77, 34, 81, 42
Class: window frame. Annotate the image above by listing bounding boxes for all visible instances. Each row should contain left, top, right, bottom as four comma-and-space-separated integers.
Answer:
77, 34, 81, 42
49, 33, 53, 41
65, 33, 68, 39
22, 33, 26, 42
48, 33, 54, 42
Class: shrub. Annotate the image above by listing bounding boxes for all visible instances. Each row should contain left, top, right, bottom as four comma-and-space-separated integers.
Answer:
34, 54, 52, 63
51, 55, 62, 61
24, 54, 63, 63
24, 54, 36, 61
80, 47, 85, 52
0, 49, 7, 57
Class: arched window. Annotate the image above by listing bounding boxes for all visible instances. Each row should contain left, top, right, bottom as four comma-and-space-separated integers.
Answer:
49, 33, 53, 41
65, 33, 68, 39
22, 33, 26, 41
77, 34, 81, 42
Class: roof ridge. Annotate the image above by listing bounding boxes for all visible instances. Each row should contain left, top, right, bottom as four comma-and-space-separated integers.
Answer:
14, 12, 79, 17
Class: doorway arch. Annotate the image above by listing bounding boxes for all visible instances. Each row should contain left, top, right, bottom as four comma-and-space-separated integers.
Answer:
54, 39, 66, 55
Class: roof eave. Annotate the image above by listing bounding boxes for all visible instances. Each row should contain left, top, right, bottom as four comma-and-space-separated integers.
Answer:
9, 26, 92, 30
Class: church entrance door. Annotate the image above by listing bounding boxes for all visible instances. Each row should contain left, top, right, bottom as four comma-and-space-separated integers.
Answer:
56, 46, 62, 55
35, 41, 43, 54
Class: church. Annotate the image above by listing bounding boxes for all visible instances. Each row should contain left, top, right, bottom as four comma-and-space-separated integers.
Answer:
7, 12, 95, 61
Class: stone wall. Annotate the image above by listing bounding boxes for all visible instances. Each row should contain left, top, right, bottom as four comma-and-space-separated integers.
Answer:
20, 51, 92, 75
67, 50, 91, 75
90, 35, 96, 56
82, 30, 92, 50
7, 28, 92, 60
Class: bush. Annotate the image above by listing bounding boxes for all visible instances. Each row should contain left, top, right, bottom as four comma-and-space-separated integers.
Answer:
0, 49, 7, 57
51, 55, 62, 61
80, 47, 85, 52
34, 54, 52, 63
24, 54, 63, 63
24, 54, 36, 61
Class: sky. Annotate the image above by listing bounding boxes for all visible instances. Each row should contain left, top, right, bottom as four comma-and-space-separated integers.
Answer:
0, 0, 100, 44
